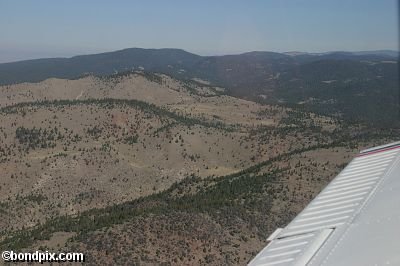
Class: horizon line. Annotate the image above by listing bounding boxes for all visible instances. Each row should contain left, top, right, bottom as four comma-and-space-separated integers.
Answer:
0, 47, 399, 64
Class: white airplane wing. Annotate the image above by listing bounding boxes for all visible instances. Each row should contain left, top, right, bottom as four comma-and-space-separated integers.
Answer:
249, 141, 400, 266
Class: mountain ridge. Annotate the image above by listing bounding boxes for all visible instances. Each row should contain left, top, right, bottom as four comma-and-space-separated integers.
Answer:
1, 48, 398, 64
0, 47, 397, 86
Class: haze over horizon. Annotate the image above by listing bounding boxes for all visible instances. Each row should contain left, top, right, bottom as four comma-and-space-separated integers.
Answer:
0, 0, 399, 63
1, 46, 400, 65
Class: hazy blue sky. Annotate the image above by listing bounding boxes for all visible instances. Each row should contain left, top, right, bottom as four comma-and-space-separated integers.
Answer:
0, 0, 398, 62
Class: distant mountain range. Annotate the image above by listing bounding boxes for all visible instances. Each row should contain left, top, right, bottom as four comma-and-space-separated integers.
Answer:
0, 48, 397, 85
285, 50, 399, 58
0, 48, 398, 124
